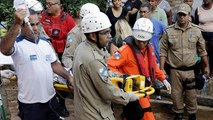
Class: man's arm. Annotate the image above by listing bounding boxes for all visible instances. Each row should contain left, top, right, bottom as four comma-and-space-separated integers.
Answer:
159, 32, 169, 74
62, 31, 80, 68
160, 56, 167, 74
201, 55, 209, 77
51, 61, 73, 85
0, 9, 26, 55
62, 42, 74, 68
196, 29, 209, 76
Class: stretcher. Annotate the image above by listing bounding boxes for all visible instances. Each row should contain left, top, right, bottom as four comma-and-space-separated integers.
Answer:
54, 75, 155, 98
9, 75, 155, 98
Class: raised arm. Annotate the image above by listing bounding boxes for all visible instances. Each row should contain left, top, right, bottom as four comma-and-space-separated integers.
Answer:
0, 9, 26, 55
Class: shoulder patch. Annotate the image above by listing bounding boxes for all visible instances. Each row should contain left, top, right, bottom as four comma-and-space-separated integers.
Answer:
114, 52, 121, 60
67, 35, 73, 43
99, 67, 109, 82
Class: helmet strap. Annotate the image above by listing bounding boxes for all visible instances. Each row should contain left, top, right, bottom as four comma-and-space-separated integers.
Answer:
86, 32, 103, 49
95, 32, 103, 49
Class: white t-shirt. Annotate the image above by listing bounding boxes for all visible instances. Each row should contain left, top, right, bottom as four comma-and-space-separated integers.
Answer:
158, 0, 171, 12
12, 35, 57, 103
0, 52, 13, 65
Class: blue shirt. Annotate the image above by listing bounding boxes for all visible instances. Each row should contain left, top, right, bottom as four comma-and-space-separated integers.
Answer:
150, 18, 166, 64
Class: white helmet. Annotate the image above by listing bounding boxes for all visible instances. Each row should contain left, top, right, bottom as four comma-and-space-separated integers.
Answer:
81, 12, 111, 33
80, 3, 100, 18
26, 0, 44, 12
132, 18, 153, 41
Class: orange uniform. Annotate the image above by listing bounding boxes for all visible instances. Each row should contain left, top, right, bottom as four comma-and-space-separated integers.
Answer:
107, 44, 166, 120
107, 44, 166, 81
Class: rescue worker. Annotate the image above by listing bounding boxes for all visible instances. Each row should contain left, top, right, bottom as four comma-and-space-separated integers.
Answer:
62, 3, 100, 68
139, 2, 167, 100
72, 11, 139, 120
107, 18, 171, 120
40, 0, 76, 116
40, 0, 75, 62
160, 3, 209, 120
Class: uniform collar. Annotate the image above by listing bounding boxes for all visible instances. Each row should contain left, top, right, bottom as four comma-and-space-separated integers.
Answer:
86, 39, 109, 58
174, 22, 192, 31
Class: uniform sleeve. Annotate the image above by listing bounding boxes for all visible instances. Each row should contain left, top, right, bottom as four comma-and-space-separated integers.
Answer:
87, 60, 130, 105
197, 30, 207, 57
62, 32, 77, 68
62, 42, 73, 68
155, 64, 166, 81
160, 31, 169, 57
107, 50, 127, 74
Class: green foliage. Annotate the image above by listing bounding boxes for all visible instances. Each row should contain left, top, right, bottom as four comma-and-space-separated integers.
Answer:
61, 0, 107, 15
0, 0, 15, 29
41, 0, 107, 17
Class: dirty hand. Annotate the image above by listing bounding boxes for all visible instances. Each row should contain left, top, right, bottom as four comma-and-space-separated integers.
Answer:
0, 70, 16, 79
163, 80, 171, 94
128, 92, 139, 102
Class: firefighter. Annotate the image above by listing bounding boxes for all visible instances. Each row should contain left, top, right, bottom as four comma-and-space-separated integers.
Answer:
107, 18, 171, 120
72, 11, 139, 120
62, 3, 100, 68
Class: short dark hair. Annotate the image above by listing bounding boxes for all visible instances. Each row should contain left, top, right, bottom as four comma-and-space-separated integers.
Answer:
140, 2, 151, 12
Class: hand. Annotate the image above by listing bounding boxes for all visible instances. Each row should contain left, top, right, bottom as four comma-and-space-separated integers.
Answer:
14, 9, 27, 25
163, 80, 171, 94
203, 66, 210, 78
0, 70, 16, 79
128, 92, 139, 102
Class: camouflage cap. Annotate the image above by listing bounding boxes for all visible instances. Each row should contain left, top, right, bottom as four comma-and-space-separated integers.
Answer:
177, 3, 191, 15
